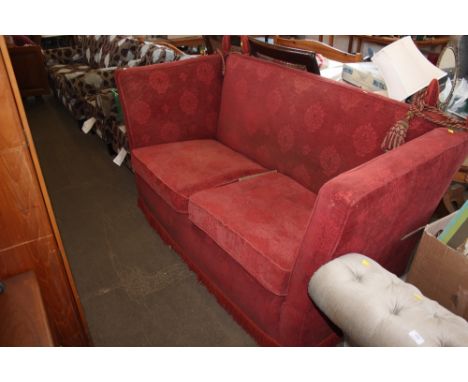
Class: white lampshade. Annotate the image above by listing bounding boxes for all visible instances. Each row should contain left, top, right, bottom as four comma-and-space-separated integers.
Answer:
372, 36, 447, 101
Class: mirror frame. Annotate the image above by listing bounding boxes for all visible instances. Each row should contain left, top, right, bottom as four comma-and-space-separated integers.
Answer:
437, 43, 459, 110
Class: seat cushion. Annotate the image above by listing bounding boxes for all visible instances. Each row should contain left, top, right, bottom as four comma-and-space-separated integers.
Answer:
132, 139, 267, 213
48, 63, 93, 83
48, 64, 92, 96
189, 172, 317, 296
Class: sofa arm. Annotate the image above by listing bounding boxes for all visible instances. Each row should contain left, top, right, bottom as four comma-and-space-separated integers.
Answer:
115, 54, 223, 150
281, 128, 468, 345
44, 46, 84, 66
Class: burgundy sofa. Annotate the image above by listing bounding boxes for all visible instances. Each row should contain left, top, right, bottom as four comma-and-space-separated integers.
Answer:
115, 53, 468, 346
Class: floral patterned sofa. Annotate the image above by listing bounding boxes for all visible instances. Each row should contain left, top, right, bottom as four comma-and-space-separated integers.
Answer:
84, 89, 125, 152
44, 36, 185, 165
115, 53, 468, 346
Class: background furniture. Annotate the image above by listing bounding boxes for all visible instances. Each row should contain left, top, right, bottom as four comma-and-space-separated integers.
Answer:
318, 35, 335, 46
44, 36, 186, 167
274, 36, 363, 63
349, 35, 449, 52
453, 158, 468, 184
7, 43, 50, 97
203, 35, 244, 54
247, 37, 320, 74
161, 36, 205, 54
40, 35, 74, 50
348, 35, 449, 63
437, 44, 459, 110
459, 35, 468, 79
43, 36, 184, 119
203, 35, 320, 75
309, 254, 468, 346
0, 36, 90, 346
203, 35, 320, 74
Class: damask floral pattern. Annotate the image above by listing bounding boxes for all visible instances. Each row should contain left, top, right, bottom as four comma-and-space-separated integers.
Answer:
179, 90, 198, 115
159, 121, 180, 141
116, 55, 223, 149
204, 111, 219, 133
196, 61, 216, 83
130, 100, 152, 125
149, 70, 170, 95
234, 78, 248, 99
266, 90, 282, 115
303, 104, 325, 133
352, 123, 378, 157
319, 146, 342, 176
217, 54, 438, 193
277, 127, 295, 153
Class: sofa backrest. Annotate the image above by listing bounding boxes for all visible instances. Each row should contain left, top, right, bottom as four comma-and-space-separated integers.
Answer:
97, 36, 141, 68
116, 54, 223, 150
75, 35, 146, 68
136, 41, 181, 66
216, 54, 436, 193
75, 35, 106, 67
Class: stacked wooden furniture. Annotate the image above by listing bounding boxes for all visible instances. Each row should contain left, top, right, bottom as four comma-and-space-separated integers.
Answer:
0, 36, 89, 346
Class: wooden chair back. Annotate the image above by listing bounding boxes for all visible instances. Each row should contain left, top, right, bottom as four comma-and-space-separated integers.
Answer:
202, 36, 320, 75
274, 36, 362, 63
247, 37, 320, 74
203, 35, 244, 54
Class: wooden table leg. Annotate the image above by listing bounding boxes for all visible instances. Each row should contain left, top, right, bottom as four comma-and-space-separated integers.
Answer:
348, 36, 354, 53
356, 37, 363, 54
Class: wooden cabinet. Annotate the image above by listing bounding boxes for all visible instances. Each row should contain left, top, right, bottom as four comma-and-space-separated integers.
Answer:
0, 36, 90, 346
7, 45, 50, 97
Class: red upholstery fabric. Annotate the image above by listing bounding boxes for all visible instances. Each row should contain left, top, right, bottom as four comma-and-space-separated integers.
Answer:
425, 79, 440, 106
132, 139, 267, 213
135, 174, 290, 343
189, 172, 316, 296
117, 53, 468, 346
280, 128, 468, 344
217, 54, 437, 193
115, 54, 223, 149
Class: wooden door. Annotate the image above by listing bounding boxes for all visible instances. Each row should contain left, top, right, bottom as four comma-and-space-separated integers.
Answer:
0, 36, 90, 346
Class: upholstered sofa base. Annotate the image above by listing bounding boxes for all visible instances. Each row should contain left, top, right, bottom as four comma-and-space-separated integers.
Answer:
135, 174, 341, 346
138, 197, 279, 347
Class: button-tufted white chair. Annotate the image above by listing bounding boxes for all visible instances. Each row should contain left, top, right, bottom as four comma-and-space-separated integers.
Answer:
309, 253, 468, 346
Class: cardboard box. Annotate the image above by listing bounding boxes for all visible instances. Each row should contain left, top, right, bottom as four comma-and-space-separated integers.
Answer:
407, 212, 468, 320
